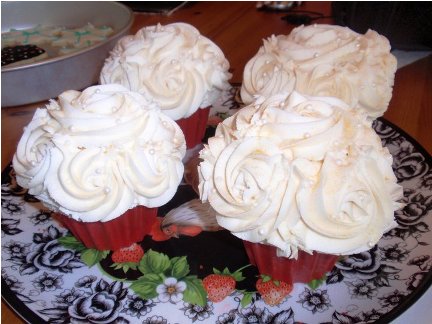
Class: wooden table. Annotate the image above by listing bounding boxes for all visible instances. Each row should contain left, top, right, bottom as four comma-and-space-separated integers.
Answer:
2, 2, 431, 323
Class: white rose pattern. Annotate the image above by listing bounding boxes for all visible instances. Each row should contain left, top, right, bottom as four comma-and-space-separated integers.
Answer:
12, 84, 186, 222
100, 23, 232, 120
241, 24, 397, 118
199, 92, 403, 258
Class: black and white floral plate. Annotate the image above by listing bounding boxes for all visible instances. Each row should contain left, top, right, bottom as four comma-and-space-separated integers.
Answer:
2, 88, 431, 324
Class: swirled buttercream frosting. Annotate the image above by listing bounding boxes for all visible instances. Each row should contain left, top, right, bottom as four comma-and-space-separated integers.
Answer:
241, 24, 397, 118
100, 22, 232, 120
13, 84, 186, 222
199, 92, 403, 258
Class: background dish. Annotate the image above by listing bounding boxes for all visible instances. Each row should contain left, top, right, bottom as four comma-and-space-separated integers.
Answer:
1, 87, 431, 323
1, 1, 133, 107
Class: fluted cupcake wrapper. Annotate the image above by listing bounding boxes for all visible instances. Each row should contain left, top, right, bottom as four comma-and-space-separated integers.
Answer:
54, 206, 158, 251
176, 106, 210, 149
243, 241, 338, 284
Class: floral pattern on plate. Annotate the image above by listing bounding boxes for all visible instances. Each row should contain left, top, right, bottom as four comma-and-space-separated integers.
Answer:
2, 88, 432, 324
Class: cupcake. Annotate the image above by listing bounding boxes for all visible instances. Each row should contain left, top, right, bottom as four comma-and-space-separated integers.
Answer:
198, 92, 403, 284
241, 24, 397, 119
100, 22, 232, 149
13, 84, 186, 251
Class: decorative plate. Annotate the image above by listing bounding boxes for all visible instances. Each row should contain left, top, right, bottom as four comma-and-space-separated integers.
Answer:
2, 87, 432, 324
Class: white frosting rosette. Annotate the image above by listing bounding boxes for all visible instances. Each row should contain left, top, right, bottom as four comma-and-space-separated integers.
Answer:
241, 24, 397, 119
100, 22, 232, 120
199, 92, 403, 258
13, 84, 186, 222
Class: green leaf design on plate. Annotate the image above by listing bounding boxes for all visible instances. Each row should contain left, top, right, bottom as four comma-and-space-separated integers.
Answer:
216, 264, 250, 282
80, 249, 109, 267
110, 262, 139, 273
132, 250, 207, 306
138, 249, 171, 275
130, 273, 161, 300
170, 256, 190, 278
307, 274, 327, 290
182, 276, 207, 307
240, 291, 255, 308
58, 234, 86, 252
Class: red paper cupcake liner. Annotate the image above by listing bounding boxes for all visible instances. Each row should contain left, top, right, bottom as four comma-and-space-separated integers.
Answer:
54, 206, 158, 251
243, 241, 338, 284
176, 106, 210, 149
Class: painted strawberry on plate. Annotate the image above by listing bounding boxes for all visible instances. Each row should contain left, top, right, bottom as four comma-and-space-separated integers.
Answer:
256, 274, 293, 306
111, 243, 144, 272
203, 265, 250, 302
